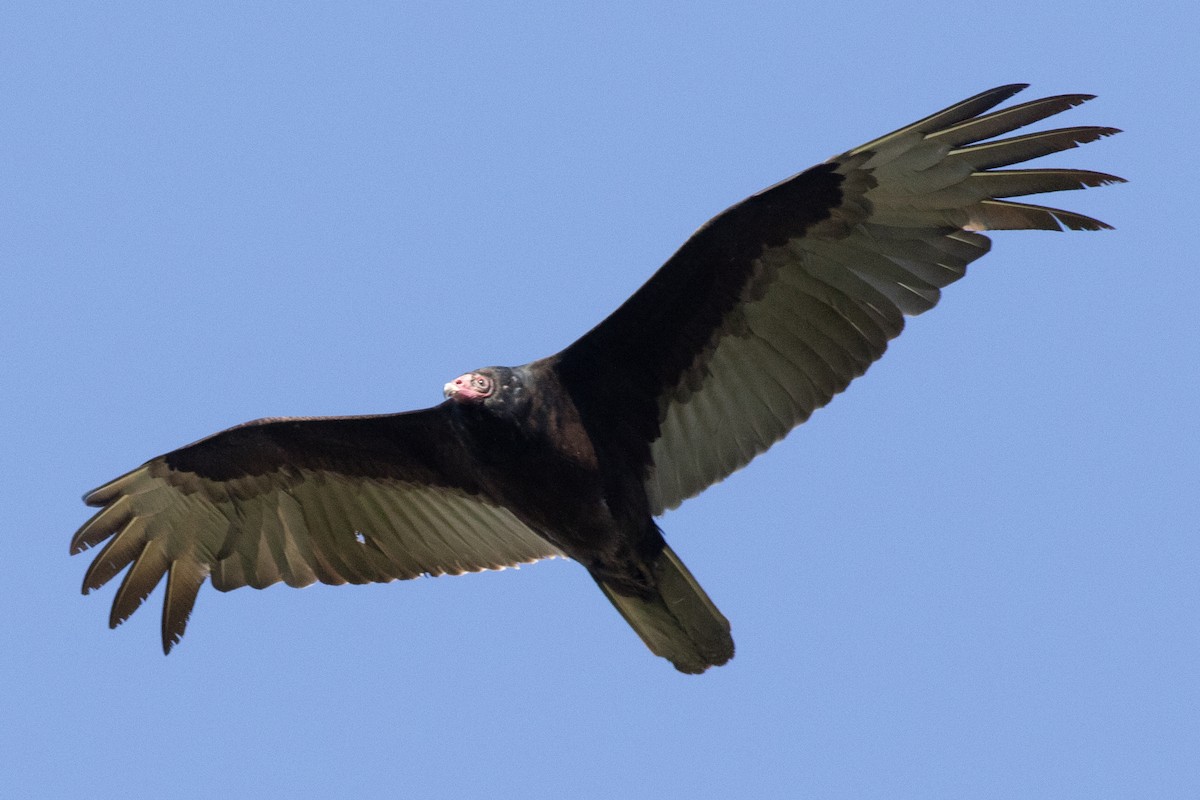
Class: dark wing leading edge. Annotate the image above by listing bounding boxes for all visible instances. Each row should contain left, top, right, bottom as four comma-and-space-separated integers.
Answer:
71, 407, 562, 652
553, 85, 1122, 515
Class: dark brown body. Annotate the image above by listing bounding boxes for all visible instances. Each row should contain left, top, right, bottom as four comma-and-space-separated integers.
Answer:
444, 361, 665, 594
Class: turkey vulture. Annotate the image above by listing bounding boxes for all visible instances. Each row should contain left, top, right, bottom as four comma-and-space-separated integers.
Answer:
72, 85, 1122, 673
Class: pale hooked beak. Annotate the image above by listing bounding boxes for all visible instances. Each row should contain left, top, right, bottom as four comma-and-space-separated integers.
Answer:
443, 381, 458, 399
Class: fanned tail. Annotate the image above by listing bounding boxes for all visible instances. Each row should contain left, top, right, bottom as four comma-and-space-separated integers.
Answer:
597, 544, 733, 674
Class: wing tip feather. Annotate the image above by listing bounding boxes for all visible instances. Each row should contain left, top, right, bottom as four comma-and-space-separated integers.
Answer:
161, 560, 209, 655
71, 500, 132, 555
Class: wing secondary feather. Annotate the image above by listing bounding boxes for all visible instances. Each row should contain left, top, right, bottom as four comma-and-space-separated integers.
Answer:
72, 408, 561, 652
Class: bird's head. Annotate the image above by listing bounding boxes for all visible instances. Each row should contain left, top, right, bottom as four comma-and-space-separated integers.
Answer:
444, 366, 528, 411
443, 369, 496, 403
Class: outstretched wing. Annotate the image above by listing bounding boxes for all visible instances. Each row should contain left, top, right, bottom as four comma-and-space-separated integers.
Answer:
553, 84, 1122, 514
71, 406, 562, 652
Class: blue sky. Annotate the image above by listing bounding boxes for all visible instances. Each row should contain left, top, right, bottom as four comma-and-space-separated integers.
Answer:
3, 3, 1195, 798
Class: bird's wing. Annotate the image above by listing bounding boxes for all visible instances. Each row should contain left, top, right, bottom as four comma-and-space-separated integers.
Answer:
553, 85, 1121, 514
71, 406, 562, 652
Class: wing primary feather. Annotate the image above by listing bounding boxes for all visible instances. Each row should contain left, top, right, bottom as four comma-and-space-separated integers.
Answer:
71, 495, 134, 554
83, 465, 151, 507
108, 538, 170, 629
847, 84, 1028, 158
82, 516, 149, 594
966, 169, 1125, 198
161, 559, 209, 654
871, 168, 1124, 211
946, 126, 1121, 171
927, 94, 1096, 147
965, 199, 1114, 232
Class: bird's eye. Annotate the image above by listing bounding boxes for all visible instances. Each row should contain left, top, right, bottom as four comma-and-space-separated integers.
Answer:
472, 375, 492, 393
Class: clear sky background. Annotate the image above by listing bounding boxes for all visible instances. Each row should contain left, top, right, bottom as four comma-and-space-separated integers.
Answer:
3, 3, 1195, 798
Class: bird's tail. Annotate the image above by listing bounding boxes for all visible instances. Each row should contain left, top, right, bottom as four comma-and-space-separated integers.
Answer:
597, 544, 734, 674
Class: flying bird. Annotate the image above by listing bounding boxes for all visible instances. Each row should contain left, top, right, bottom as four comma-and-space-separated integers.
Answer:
72, 85, 1122, 673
